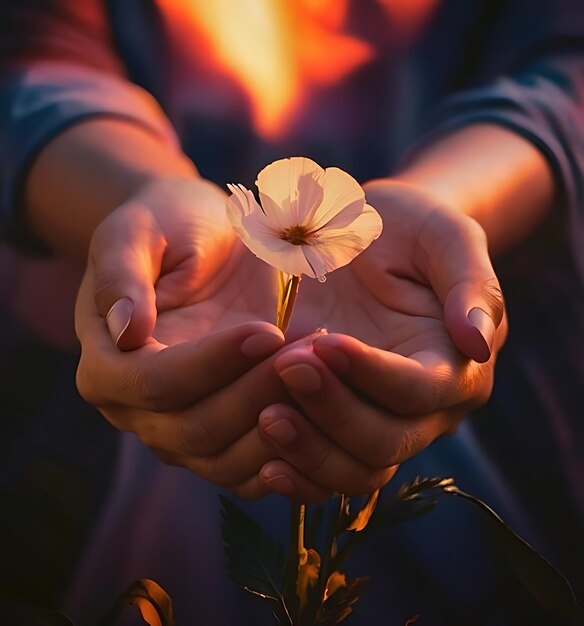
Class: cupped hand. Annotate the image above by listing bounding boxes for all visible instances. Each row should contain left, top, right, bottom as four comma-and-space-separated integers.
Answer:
257, 179, 507, 498
75, 177, 332, 501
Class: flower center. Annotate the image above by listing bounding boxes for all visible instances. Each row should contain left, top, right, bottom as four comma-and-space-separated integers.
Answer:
280, 225, 313, 245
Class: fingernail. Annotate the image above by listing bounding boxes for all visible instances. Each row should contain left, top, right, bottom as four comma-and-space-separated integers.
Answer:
262, 417, 297, 446
313, 338, 350, 373
262, 470, 295, 494
468, 307, 495, 359
241, 331, 284, 358
106, 298, 133, 346
277, 363, 322, 395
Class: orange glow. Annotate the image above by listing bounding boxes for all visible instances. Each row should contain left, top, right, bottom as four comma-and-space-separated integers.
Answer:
376, 0, 438, 45
158, 0, 374, 139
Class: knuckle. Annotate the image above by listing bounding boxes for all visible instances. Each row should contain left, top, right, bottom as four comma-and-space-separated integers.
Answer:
481, 277, 505, 325
367, 428, 420, 469
92, 265, 123, 314
465, 362, 495, 410
203, 454, 236, 487
177, 412, 218, 457
75, 362, 96, 405
151, 447, 182, 467
76, 358, 107, 408
135, 418, 166, 448
359, 423, 406, 468
342, 470, 385, 496
331, 402, 357, 440
463, 213, 488, 243
301, 443, 331, 476
395, 427, 424, 464
99, 406, 130, 432
231, 481, 262, 501
125, 364, 169, 411
366, 443, 400, 469
430, 364, 458, 409
398, 375, 437, 416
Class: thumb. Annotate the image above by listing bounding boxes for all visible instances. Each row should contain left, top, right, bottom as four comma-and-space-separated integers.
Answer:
89, 203, 165, 350
443, 275, 505, 363
420, 211, 505, 362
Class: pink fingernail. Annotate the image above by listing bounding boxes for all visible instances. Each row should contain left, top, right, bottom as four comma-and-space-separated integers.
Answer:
241, 331, 284, 358
468, 307, 495, 360
106, 298, 133, 346
277, 363, 322, 395
263, 417, 297, 446
313, 338, 350, 373
262, 471, 294, 494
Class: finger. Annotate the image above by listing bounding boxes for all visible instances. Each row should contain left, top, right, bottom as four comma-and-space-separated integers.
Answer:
76, 316, 285, 411
273, 348, 452, 468
417, 209, 505, 362
259, 404, 397, 495
182, 428, 274, 487
139, 422, 332, 502
312, 333, 487, 415
152, 334, 320, 457
230, 460, 332, 503
145, 427, 275, 487
260, 461, 334, 503
89, 201, 165, 350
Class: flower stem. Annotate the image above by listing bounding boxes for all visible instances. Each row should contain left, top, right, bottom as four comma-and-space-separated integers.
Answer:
277, 273, 301, 333
284, 503, 307, 624
276, 273, 305, 624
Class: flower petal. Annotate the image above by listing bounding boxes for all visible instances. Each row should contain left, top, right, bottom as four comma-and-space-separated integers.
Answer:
226, 184, 315, 276
303, 204, 383, 275
309, 167, 365, 231
227, 182, 277, 241
226, 183, 263, 221
240, 216, 315, 276
256, 157, 325, 228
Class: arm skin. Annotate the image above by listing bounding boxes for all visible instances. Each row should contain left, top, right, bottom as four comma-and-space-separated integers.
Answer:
24, 118, 197, 261
394, 123, 555, 258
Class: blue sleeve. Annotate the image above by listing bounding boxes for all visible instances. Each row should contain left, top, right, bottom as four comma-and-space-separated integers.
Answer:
0, 2, 178, 248
403, 0, 584, 275
416, 51, 584, 277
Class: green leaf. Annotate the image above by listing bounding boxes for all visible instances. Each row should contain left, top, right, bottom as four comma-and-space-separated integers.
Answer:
444, 485, 584, 625
314, 576, 370, 625
348, 476, 582, 623
365, 477, 449, 532
220, 496, 291, 623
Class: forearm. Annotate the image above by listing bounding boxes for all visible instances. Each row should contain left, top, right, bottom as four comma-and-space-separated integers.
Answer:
394, 124, 555, 257
25, 117, 196, 261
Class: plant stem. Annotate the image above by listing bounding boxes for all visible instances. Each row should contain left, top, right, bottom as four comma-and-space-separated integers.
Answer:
284, 503, 307, 624
276, 273, 305, 624
277, 273, 301, 333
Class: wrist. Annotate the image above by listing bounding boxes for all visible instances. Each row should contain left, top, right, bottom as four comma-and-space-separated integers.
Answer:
370, 123, 554, 257
25, 118, 198, 261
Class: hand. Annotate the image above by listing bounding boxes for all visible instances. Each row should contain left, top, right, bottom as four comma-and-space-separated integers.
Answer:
75, 177, 333, 500
256, 180, 507, 498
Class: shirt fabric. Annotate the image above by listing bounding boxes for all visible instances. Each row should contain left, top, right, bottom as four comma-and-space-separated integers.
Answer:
0, 1, 583, 625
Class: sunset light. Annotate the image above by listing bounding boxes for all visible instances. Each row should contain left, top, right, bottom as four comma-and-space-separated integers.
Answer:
158, 0, 374, 139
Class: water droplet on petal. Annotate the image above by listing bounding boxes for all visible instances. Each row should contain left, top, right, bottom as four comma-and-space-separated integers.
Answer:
317, 275, 327, 283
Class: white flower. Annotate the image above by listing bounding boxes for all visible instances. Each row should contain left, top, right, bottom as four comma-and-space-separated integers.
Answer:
226, 157, 382, 278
